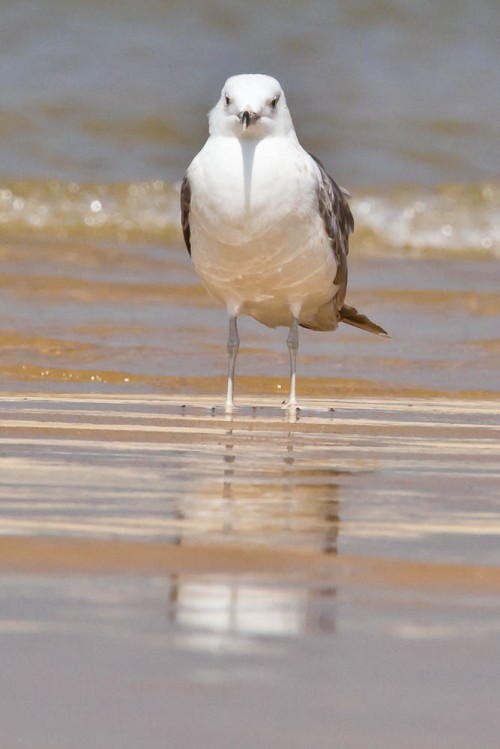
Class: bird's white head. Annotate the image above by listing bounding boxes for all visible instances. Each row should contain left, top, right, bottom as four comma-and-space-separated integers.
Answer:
208, 74, 295, 139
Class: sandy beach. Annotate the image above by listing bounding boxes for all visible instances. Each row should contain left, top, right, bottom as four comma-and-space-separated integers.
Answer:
1, 237, 500, 749
1, 390, 499, 576
1, 382, 499, 747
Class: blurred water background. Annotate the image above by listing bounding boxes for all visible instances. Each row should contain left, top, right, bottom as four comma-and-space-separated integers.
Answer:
1, 0, 499, 257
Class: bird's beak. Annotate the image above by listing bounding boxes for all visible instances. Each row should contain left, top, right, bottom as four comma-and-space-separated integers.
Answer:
240, 110, 256, 130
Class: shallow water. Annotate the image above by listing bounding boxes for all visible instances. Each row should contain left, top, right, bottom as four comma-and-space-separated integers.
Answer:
1, 246, 500, 746
1, 236, 499, 395
1, 571, 500, 749
1, 394, 500, 748
1, 394, 499, 563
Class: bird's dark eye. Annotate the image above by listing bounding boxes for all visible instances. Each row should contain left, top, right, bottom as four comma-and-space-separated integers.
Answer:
270, 95, 279, 109
224, 94, 231, 106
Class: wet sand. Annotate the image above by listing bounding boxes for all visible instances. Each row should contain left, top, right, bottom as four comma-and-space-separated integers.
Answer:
1, 239, 500, 395
1, 239, 500, 747
1, 391, 500, 747
1, 393, 498, 559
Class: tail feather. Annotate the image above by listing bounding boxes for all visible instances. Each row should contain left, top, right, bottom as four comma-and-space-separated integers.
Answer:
339, 304, 389, 337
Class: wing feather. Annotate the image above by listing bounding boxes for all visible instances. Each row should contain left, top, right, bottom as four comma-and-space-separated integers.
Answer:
180, 174, 192, 256
309, 153, 354, 309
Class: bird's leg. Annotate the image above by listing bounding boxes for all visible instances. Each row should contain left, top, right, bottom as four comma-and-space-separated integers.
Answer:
284, 315, 300, 410
225, 315, 239, 413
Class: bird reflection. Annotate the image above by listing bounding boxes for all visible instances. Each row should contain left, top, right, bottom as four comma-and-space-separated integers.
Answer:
219, 418, 340, 554
166, 409, 341, 636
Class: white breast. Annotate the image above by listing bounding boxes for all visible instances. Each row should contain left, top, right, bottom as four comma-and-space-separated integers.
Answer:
187, 135, 338, 327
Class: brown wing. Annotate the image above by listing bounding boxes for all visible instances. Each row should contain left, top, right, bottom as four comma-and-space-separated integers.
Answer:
309, 153, 354, 309
180, 174, 192, 256
310, 155, 388, 337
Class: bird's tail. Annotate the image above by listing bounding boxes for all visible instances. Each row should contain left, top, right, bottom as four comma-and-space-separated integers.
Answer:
339, 304, 389, 337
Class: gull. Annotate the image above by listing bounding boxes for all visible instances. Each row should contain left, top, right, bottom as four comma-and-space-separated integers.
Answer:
180, 73, 388, 413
